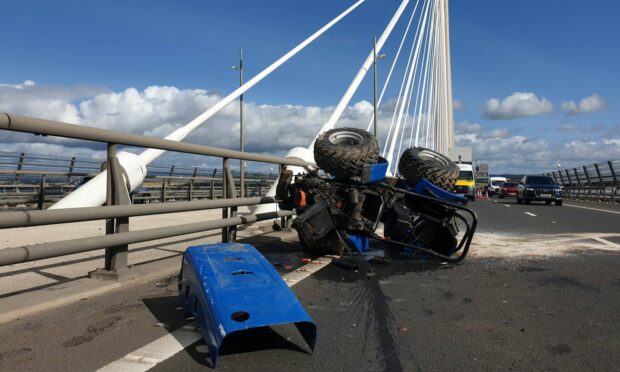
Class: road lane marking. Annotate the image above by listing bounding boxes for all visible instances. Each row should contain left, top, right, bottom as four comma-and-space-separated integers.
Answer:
504, 204, 510, 207
592, 237, 620, 248
97, 256, 333, 372
564, 204, 620, 215
524, 212, 537, 217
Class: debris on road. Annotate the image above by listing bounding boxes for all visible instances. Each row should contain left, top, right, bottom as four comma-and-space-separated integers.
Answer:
369, 256, 392, 265
332, 257, 359, 271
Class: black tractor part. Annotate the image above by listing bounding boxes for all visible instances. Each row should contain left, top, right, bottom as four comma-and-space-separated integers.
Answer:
293, 201, 344, 255
314, 128, 379, 180
398, 147, 459, 191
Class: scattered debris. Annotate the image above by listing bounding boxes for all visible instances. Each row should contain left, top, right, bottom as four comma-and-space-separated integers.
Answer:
332, 257, 359, 271
369, 256, 392, 265
398, 325, 409, 333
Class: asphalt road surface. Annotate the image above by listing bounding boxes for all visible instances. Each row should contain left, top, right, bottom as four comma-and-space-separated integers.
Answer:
1, 198, 619, 371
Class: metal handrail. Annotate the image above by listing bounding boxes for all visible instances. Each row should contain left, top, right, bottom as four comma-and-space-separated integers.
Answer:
0, 113, 315, 167
0, 210, 293, 266
0, 196, 277, 229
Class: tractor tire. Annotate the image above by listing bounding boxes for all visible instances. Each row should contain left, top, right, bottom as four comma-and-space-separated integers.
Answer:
314, 128, 379, 180
398, 147, 459, 191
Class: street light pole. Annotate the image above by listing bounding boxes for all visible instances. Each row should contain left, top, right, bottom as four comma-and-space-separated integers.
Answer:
373, 36, 378, 138
233, 48, 245, 197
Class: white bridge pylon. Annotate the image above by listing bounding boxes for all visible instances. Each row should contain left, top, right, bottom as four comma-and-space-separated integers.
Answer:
257, 0, 455, 212
50, 0, 366, 209
52, 0, 454, 210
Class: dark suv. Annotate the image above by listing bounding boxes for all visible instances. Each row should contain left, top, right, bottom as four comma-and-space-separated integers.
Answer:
517, 175, 563, 206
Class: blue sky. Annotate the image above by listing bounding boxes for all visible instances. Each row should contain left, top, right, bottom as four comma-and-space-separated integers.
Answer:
0, 0, 618, 172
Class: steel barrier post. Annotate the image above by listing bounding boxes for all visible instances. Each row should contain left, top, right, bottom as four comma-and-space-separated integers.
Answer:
188, 179, 194, 201
580, 166, 592, 200
609, 161, 618, 183
225, 160, 238, 242
15, 153, 25, 183
160, 178, 166, 203
221, 159, 230, 242
573, 168, 582, 200
92, 143, 131, 279
67, 156, 76, 184
210, 169, 216, 199
594, 163, 605, 201
609, 161, 618, 204
37, 175, 46, 210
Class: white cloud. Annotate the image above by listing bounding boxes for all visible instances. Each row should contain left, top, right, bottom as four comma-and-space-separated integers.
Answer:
453, 99, 464, 111
455, 122, 481, 134
479, 128, 510, 139
0, 81, 617, 174
456, 131, 620, 173
558, 123, 580, 132
483, 92, 553, 120
561, 94, 607, 115
0, 81, 381, 162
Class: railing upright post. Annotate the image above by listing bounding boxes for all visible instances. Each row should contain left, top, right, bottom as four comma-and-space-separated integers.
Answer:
93, 142, 131, 279
210, 169, 217, 200
15, 153, 25, 183
67, 156, 76, 184
582, 166, 592, 200
160, 178, 166, 203
188, 179, 194, 201
38, 174, 46, 210
573, 168, 582, 200
609, 161, 618, 204
594, 163, 606, 202
224, 159, 238, 242
221, 159, 230, 242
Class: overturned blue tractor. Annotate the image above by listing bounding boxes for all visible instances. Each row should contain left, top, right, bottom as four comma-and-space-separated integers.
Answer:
276, 127, 477, 262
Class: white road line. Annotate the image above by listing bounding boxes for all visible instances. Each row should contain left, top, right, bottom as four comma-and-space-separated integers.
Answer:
504, 204, 510, 208
592, 237, 620, 248
97, 256, 333, 372
564, 204, 620, 215
524, 212, 537, 217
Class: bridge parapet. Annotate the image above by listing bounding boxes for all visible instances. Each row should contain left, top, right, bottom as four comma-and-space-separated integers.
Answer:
544, 160, 619, 204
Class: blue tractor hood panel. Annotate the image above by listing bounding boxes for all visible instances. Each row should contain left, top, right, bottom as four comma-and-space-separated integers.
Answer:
178, 243, 316, 367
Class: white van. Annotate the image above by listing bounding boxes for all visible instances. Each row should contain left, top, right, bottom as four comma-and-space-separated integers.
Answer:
489, 176, 507, 196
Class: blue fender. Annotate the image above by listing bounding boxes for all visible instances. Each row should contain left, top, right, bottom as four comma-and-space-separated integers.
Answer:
178, 243, 316, 367
402, 177, 467, 204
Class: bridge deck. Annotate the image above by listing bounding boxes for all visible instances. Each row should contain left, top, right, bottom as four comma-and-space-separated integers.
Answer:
0, 198, 619, 371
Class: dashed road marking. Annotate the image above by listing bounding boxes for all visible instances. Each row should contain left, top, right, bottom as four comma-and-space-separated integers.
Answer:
504, 204, 511, 207
97, 256, 333, 372
592, 237, 620, 248
564, 204, 620, 215
524, 212, 537, 217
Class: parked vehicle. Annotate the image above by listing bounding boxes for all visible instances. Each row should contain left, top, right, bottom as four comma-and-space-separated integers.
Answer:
276, 128, 477, 262
489, 176, 507, 196
453, 163, 476, 201
499, 181, 518, 198
516, 175, 563, 205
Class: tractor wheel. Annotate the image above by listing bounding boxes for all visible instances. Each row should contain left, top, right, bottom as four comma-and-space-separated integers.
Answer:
398, 147, 459, 191
314, 128, 379, 180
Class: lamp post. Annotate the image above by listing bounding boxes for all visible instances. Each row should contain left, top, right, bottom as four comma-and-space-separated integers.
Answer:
232, 48, 244, 197
372, 36, 385, 138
